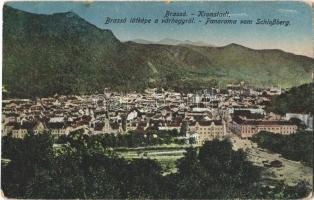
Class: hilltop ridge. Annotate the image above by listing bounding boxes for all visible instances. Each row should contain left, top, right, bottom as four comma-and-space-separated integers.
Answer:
3, 5, 314, 98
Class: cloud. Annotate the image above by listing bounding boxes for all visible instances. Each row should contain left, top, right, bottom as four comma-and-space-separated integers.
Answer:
278, 9, 298, 14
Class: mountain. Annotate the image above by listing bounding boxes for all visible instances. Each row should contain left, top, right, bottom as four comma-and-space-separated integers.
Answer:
131, 39, 155, 44
131, 38, 214, 47
157, 38, 214, 47
179, 40, 214, 47
157, 38, 183, 45
3, 5, 314, 98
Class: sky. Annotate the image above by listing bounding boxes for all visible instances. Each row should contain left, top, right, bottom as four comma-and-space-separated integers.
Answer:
7, 1, 314, 57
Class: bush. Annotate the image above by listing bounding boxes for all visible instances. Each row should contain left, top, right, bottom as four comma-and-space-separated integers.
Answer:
251, 131, 313, 166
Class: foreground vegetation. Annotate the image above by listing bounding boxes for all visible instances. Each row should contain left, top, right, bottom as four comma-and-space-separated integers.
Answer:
115, 147, 185, 174
251, 131, 313, 167
1, 132, 311, 199
56, 129, 186, 148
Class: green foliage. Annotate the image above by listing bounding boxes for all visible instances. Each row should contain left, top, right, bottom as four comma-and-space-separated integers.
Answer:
57, 129, 183, 148
173, 139, 262, 199
1, 132, 163, 199
267, 83, 314, 114
255, 180, 312, 199
289, 118, 306, 129
176, 147, 200, 176
1, 132, 55, 198
3, 5, 314, 98
251, 131, 313, 167
2, 134, 311, 199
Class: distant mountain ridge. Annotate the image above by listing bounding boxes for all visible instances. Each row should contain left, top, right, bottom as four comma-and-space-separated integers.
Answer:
3, 5, 314, 98
131, 38, 214, 47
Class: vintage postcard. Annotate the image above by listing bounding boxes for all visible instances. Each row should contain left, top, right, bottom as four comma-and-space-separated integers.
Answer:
1, 1, 313, 199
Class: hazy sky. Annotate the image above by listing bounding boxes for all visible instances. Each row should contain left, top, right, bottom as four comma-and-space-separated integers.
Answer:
7, 1, 313, 57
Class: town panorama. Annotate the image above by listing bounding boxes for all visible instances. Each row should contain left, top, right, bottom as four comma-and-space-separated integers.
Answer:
1, 2, 313, 199
2, 85, 310, 141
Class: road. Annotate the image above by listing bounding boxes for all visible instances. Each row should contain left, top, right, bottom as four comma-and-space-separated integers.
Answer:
230, 134, 313, 186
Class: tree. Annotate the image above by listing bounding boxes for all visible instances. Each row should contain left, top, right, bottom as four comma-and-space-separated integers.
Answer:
3, 131, 309, 199
177, 147, 200, 176
127, 159, 163, 198
179, 121, 188, 136
1, 132, 54, 198
251, 131, 313, 166
175, 147, 203, 198
197, 139, 261, 198
289, 117, 306, 129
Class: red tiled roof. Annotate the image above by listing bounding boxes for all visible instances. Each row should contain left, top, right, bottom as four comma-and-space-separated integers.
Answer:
233, 117, 296, 126
198, 120, 223, 126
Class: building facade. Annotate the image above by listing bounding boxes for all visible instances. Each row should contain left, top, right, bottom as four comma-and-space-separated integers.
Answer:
231, 117, 298, 138
188, 120, 224, 145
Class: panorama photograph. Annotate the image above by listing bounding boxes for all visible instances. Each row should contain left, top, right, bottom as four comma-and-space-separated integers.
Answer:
1, 1, 313, 199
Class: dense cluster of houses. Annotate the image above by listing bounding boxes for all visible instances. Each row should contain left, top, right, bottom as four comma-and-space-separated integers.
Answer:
1, 85, 311, 144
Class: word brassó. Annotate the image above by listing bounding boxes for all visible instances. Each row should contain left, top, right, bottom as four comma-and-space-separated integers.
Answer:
105, 17, 127, 24
164, 10, 187, 18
